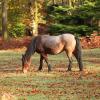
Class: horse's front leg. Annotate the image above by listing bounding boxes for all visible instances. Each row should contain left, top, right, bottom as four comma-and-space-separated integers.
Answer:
45, 59, 52, 72
42, 54, 52, 72
38, 55, 44, 71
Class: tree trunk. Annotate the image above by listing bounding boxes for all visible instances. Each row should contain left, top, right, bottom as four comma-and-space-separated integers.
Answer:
52, 0, 55, 5
62, 0, 64, 6
29, 0, 38, 36
68, 0, 72, 7
34, 0, 38, 36
2, 0, 8, 40
98, 20, 100, 27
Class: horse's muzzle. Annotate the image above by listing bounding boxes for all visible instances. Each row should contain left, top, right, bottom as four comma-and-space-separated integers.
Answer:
23, 69, 28, 73
22, 66, 29, 73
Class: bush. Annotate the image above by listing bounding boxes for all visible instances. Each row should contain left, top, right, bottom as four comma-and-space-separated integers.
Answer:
48, 24, 93, 36
9, 23, 25, 37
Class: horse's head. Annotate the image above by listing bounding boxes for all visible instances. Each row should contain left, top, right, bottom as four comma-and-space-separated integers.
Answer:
22, 54, 31, 73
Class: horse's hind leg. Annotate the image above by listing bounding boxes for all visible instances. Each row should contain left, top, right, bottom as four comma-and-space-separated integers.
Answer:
38, 54, 44, 71
66, 51, 73, 71
73, 51, 83, 71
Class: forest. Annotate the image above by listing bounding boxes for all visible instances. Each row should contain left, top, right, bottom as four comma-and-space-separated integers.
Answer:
0, 0, 100, 40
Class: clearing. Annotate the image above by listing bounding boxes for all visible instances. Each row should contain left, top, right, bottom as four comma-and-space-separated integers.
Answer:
0, 48, 100, 100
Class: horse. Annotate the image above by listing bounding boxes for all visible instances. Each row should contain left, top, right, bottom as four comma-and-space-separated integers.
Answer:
22, 33, 83, 73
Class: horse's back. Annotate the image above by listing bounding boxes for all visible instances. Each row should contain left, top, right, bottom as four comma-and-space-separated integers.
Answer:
61, 33, 75, 41
36, 35, 64, 54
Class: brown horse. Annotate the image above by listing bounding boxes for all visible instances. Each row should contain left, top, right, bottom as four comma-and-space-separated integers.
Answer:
22, 33, 83, 73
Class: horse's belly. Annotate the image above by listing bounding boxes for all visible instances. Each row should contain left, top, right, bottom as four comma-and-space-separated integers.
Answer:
52, 48, 63, 54
45, 44, 64, 55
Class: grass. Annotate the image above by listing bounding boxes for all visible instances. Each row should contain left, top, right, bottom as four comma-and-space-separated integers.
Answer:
0, 48, 100, 100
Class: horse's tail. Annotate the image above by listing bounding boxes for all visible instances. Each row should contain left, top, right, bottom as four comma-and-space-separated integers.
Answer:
74, 37, 83, 71
25, 36, 37, 57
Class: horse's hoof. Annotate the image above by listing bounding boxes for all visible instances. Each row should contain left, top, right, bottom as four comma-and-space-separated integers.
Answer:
67, 69, 72, 72
37, 69, 42, 72
48, 70, 51, 72
79, 69, 83, 71
48, 65, 52, 72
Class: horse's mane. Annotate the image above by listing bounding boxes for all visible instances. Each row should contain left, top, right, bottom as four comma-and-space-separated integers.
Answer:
24, 37, 37, 58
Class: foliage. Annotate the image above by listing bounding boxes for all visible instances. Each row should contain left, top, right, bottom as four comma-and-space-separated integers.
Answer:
0, 0, 100, 37
46, 5, 73, 23
9, 23, 25, 37
48, 24, 93, 36
73, 1, 95, 20
46, 0, 99, 36
93, 0, 100, 19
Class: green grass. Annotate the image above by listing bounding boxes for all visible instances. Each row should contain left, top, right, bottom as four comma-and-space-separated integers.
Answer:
0, 48, 100, 100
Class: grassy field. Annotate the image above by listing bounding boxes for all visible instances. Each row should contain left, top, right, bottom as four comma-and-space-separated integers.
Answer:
0, 48, 100, 100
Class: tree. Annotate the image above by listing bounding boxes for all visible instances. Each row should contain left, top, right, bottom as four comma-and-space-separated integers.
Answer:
45, 0, 98, 36
52, 0, 55, 5
2, 0, 8, 40
28, 0, 39, 36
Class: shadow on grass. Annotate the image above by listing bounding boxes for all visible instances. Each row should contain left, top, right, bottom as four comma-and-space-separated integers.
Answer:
0, 67, 22, 74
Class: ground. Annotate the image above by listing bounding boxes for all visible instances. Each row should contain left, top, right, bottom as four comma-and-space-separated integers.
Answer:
0, 48, 100, 100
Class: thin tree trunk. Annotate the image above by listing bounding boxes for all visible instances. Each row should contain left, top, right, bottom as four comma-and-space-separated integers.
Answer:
98, 20, 100, 27
62, 0, 64, 6
29, 0, 38, 36
68, 0, 72, 7
52, 0, 55, 5
2, 0, 8, 40
34, 0, 38, 36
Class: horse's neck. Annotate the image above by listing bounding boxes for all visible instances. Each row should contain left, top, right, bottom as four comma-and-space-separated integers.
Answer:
24, 51, 32, 61
24, 37, 37, 60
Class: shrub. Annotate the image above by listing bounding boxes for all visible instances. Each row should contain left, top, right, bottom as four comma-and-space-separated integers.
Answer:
9, 23, 25, 37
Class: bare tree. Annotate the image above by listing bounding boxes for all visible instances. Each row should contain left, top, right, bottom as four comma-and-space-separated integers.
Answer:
2, 0, 8, 40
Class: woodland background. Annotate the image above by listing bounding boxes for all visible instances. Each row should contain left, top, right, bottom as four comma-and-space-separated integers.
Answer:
0, 0, 100, 40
